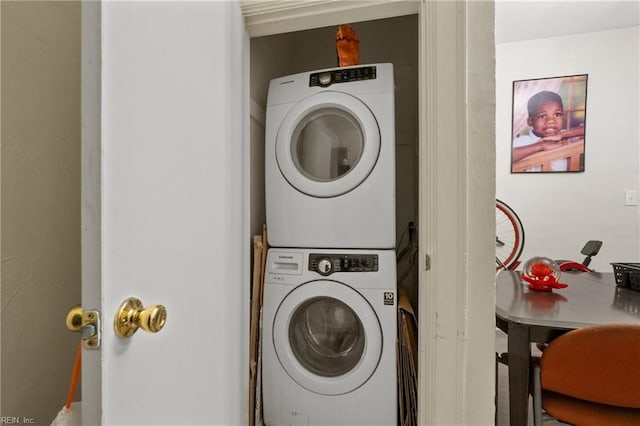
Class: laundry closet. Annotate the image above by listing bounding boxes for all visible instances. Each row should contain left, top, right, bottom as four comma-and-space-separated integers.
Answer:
249, 14, 420, 311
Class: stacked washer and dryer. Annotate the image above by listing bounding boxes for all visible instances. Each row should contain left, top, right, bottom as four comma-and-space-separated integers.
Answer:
263, 63, 398, 426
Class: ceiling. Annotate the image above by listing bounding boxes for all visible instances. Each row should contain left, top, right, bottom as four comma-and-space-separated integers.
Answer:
495, 0, 640, 44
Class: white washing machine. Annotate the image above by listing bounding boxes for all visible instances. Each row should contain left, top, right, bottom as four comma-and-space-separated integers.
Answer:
265, 63, 395, 249
262, 248, 397, 426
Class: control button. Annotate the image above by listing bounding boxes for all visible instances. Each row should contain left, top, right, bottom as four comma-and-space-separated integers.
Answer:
317, 258, 333, 275
318, 72, 332, 86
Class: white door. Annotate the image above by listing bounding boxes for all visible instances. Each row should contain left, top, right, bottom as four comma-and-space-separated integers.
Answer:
81, 1, 249, 424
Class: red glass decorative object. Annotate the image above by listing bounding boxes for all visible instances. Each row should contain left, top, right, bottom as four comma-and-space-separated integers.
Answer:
521, 257, 568, 292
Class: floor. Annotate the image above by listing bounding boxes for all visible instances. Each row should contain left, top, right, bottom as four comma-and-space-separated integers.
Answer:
495, 329, 565, 426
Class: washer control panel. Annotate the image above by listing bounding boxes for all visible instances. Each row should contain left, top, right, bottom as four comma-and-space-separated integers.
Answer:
309, 66, 377, 88
309, 253, 379, 276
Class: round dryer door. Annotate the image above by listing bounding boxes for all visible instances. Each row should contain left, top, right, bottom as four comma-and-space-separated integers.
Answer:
275, 91, 380, 198
273, 280, 383, 396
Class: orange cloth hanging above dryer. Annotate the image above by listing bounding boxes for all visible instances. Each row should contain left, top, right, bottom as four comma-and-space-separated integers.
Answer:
336, 24, 360, 67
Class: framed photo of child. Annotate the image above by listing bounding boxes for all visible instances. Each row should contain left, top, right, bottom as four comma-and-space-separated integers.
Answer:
511, 74, 588, 173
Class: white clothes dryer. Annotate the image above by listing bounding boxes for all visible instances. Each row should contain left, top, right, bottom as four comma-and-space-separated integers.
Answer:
265, 63, 395, 249
262, 248, 397, 426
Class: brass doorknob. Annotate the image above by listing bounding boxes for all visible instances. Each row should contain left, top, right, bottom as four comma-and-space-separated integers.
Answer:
114, 297, 167, 338
66, 305, 83, 332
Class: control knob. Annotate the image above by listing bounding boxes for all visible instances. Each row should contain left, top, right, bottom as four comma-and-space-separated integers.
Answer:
318, 72, 332, 86
317, 258, 333, 275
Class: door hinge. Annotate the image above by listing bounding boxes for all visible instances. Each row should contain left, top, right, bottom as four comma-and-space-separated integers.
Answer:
425, 254, 431, 271
81, 310, 101, 350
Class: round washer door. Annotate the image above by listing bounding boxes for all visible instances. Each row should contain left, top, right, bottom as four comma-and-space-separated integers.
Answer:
273, 279, 383, 396
275, 91, 380, 198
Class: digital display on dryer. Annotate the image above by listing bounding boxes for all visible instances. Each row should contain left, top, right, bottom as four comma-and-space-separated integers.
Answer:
309, 66, 377, 87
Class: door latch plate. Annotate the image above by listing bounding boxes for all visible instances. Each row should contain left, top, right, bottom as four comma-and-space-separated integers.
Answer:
82, 310, 101, 349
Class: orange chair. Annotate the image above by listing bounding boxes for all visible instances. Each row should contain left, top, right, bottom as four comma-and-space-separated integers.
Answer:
532, 323, 640, 426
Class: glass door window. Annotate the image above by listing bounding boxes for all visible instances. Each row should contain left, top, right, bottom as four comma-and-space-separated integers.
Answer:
273, 279, 382, 395
276, 91, 380, 198
292, 108, 364, 182
289, 296, 365, 377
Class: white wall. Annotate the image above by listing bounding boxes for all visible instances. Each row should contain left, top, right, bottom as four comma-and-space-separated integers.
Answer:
496, 26, 640, 272
249, 33, 294, 237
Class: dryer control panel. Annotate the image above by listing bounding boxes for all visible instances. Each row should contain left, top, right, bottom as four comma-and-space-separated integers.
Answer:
309, 66, 377, 88
309, 253, 379, 276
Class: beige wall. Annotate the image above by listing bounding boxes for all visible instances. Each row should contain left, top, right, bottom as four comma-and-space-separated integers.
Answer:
1, 1, 81, 423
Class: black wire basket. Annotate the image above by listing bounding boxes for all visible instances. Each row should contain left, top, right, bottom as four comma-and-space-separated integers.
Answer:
611, 263, 640, 291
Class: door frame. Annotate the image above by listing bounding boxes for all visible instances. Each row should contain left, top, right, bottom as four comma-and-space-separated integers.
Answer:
241, 1, 496, 424
80, 2, 102, 423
